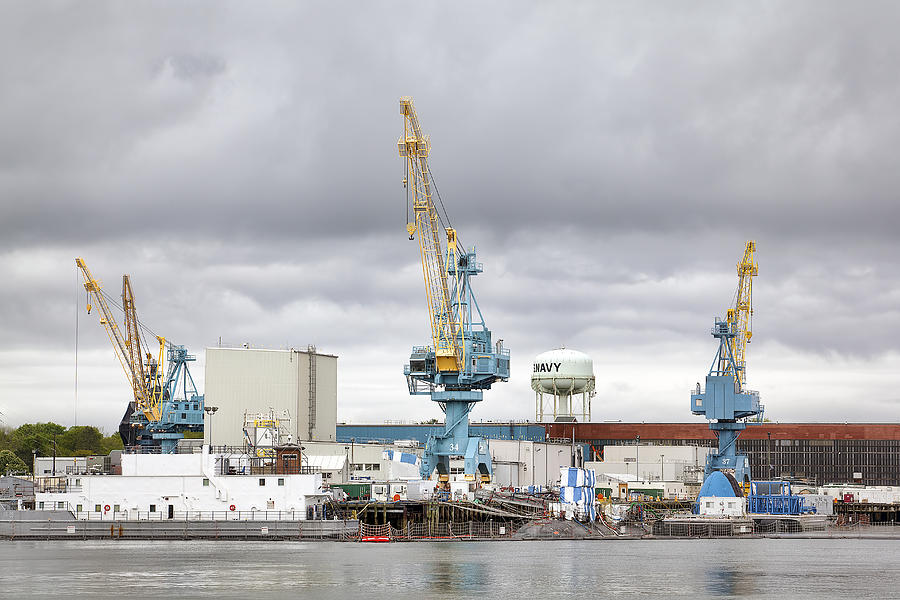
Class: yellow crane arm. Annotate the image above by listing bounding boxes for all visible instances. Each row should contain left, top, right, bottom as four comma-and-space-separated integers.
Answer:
726, 241, 758, 388
75, 258, 162, 422
122, 275, 164, 422
398, 97, 462, 372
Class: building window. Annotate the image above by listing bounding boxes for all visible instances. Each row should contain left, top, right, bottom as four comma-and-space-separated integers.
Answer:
114, 504, 120, 512
278, 478, 285, 486
181, 413, 186, 420
76, 504, 82, 512
323, 472, 332, 479
75, 479, 81, 486
259, 478, 266, 486
38, 502, 44, 509
95, 504, 102, 512
203, 478, 210, 487
57, 502, 65, 509
149, 504, 156, 513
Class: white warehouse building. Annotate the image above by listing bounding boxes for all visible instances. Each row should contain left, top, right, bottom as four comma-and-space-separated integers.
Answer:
204, 346, 338, 446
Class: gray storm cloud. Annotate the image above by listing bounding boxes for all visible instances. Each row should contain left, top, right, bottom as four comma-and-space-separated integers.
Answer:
1, 1, 899, 430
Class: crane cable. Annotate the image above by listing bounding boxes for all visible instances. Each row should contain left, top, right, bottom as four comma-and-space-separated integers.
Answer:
427, 166, 465, 255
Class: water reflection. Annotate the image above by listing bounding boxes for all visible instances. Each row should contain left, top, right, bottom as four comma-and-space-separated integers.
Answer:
429, 559, 487, 592
706, 567, 756, 596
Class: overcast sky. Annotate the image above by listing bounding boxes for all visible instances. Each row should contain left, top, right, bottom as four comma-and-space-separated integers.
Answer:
2, 2, 899, 433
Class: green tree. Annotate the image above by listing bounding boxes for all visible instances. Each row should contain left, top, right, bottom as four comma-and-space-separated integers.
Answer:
99, 432, 124, 455
0, 449, 28, 475
10, 422, 66, 468
0, 426, 12, 452
59, 426, 103, 456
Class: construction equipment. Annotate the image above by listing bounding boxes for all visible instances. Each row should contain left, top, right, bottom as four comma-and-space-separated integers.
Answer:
76, 258, 204, 453
690, 241, 763, 486
398, 97, 510, 482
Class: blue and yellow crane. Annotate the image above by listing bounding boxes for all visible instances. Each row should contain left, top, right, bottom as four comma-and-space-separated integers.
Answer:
398, 97, 510, 483
690, 241, 763, 488
76, 258, 204, 453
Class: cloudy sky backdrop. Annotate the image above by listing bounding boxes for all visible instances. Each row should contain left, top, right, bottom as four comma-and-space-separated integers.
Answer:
2, 2, 899, 432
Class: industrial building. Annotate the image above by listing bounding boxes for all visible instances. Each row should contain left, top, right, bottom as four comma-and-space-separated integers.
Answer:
204, 346, 337, 446
546, 422, 900, 487
306, 438, 576, 489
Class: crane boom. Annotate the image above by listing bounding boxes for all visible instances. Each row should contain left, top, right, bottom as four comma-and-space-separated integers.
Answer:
75, 258, 162, 422
398, 96, 463, 373
727, 241, 757, 389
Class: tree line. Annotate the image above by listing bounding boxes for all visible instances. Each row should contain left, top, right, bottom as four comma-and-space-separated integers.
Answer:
0, 423, 123, 475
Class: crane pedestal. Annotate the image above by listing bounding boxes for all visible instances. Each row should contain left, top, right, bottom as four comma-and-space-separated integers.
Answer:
691, 369, 762, 485
419, 390, 492, 482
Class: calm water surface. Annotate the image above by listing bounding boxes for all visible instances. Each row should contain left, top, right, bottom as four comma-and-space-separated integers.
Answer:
2, 539, 898, 599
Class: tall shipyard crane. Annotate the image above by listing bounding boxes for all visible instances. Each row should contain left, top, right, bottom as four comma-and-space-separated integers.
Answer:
76, 258, 204, 453
398, 97, 510, 483
690, 241, 763, 487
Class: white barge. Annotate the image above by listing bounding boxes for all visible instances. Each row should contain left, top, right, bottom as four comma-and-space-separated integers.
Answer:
35, 445, 329, 521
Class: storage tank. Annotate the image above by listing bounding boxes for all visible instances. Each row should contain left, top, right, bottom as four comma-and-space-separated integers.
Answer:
531, 348, 596, 422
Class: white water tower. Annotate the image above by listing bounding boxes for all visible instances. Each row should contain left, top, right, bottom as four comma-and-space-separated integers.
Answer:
531, 348, 596, 422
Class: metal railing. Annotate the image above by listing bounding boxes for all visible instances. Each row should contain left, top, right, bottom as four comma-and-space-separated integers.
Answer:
71, 510, 320, 521
357, 520, 521, 541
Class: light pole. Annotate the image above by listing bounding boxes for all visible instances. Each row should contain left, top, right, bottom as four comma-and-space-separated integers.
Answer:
204, 406, 218, 449
660, 454, 665, 482
344, 446, 350, 483
635, 435, 640, 483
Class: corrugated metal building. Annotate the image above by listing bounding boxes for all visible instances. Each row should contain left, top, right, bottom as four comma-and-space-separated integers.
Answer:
546, 423, 900, 486
204, 346, 337, 446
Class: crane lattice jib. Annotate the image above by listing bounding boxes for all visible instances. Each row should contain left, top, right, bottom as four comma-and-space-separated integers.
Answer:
398, 97, 462, 372
75, 258, 161, 423
122, 275, 163, 422
726, 241, 757, 388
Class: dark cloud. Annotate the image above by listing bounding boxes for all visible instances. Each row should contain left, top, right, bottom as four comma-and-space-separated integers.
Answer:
2, 2, 899, 429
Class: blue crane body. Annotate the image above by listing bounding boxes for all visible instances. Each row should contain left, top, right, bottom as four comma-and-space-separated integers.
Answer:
690, 319, 762, 485
404, 248, 510, 480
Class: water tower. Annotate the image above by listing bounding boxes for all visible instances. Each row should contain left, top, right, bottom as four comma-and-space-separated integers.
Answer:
531, 348, 596, 422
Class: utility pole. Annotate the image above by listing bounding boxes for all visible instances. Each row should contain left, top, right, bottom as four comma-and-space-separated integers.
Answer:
52, 432, 57, 477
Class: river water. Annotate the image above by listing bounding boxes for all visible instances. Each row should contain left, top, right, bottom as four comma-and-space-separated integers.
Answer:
1, 538, 896, 599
